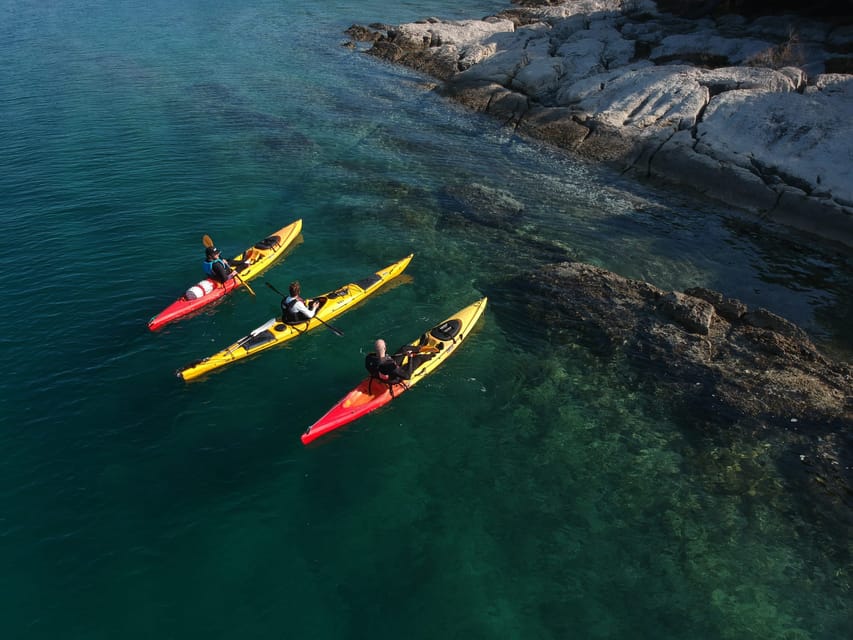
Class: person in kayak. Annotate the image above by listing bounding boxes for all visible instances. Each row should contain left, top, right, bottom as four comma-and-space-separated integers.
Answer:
365, 339, 411, 384
203, 246, 235, 284
282, 280, 319, 323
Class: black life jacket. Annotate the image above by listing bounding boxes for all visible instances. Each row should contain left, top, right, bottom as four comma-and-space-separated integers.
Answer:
281, 296, 302, 323
365, 353, 407, 382
364, 353, 386, 380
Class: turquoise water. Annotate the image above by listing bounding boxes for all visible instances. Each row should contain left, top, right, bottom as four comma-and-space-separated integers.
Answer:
1, 1, 851, 638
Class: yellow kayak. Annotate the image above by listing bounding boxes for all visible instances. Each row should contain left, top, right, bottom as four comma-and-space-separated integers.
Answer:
302, 297, 488, 444
177, 254, 414, 381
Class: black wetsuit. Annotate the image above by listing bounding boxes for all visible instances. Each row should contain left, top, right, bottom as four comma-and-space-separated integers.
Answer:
364, 353, 410, 383
204, 258, 232, 284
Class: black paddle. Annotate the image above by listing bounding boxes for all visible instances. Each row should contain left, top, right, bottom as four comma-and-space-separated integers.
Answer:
265, 282, 344, 337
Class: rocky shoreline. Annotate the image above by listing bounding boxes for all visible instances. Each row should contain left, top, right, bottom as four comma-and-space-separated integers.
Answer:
346, 0, 853, 248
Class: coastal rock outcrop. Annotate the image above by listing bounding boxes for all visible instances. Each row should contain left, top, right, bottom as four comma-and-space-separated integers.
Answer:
501, 260, 852, 512
347, 0, 853, 247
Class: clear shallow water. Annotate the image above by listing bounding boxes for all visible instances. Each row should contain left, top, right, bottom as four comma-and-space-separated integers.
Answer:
1, 1, 850, 638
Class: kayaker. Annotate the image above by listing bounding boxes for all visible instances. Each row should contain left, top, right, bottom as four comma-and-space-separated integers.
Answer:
282, 281, 319, 323
203, 246, 234, 284
364, 339, 411, 384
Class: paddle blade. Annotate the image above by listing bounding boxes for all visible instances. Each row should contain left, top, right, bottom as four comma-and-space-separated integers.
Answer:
202, 234, 214, 248
394, 345, 439, 357
236, 274, 256, 297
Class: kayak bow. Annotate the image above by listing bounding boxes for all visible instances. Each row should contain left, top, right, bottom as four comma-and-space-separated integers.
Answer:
302, 297, 487, 444
176, 254, 414, 381
148, 219, 302, 331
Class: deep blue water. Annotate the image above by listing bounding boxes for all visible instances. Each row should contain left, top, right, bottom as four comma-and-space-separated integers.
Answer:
1, 1, 851, 638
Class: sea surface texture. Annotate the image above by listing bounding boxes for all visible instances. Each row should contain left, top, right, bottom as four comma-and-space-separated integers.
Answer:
1, 1, 850, 638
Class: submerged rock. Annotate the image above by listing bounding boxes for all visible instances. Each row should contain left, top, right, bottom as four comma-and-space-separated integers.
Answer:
439, 182, 525, 229
504, 260, 852, 510
348, 0, 853, 247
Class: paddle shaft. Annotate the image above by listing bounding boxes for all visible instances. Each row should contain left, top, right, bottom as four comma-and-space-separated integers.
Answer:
394, 345, 439, 356
231, 271, 256, 297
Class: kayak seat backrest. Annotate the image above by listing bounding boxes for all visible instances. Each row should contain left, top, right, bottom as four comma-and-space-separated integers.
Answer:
354, 274, 381, 290
254, 235, 281, 250
430, 319, 462, 342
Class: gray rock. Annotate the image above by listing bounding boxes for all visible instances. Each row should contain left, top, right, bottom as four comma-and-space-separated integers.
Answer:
559, 65, 709, 130
659, 291, 716, 335
814, 73, 853, 96
696, 87, 853, 206
650, 32, 774, 65
683, 287, 748, 321
646, 129, 782, 214
351, 0, 853, 246
440, 182, 525, 229
742, 307, 810, 341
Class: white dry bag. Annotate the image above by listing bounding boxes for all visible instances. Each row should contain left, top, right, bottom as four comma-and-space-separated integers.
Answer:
185, 279, 216, 300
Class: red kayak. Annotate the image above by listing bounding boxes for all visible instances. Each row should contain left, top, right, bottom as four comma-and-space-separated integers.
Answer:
302, 298, 487, 444
148, 220, 302, 331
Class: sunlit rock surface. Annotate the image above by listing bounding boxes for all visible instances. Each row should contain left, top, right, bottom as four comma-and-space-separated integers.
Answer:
348, 0, 853, 247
